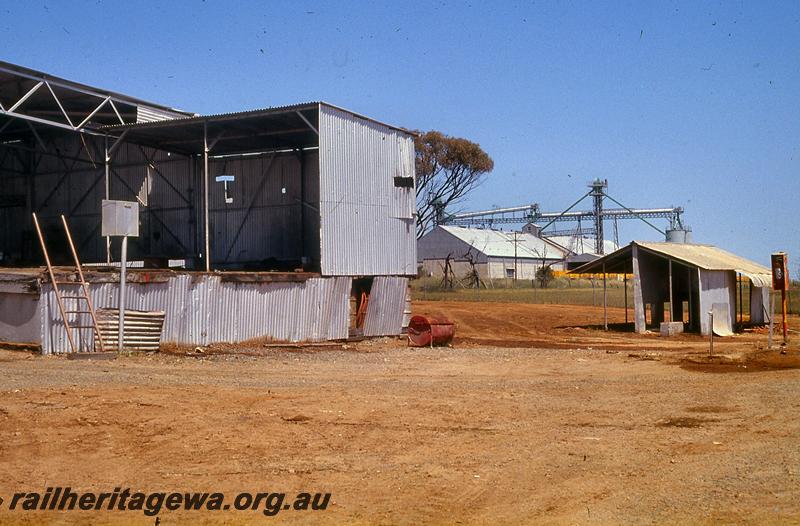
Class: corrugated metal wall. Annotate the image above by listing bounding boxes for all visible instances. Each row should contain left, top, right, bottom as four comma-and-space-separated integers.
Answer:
0, 291, 41, 344
318, 104, 417, 276
0, 142, 29, 263
486, 259, 565, 280
4, 105, 415, 276
109, 141, 196, 262
0, 134, 321, 268
698, 269, 736, 336
136, 106, 185, 123
19, 134, 107, 263
39, 275, 352, 353
417, 227, 490, 264
363, 276, 408, 337
208, 152, 305, 265
0, 134, 197, 264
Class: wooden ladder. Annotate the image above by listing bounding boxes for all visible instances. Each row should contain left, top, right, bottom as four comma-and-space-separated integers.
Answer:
32, 213, 106, 354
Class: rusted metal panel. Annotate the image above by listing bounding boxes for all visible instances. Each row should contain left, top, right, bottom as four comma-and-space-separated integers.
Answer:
39, 275, 351, 353
363, 276, 408, 337
318, 104, 416, 276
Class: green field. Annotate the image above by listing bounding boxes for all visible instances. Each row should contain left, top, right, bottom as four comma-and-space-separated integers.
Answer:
411, 277, 800, 314
413, 279, 630, 308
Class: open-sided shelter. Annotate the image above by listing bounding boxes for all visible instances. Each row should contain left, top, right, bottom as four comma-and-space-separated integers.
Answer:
0, 61, 416, 352
571, 241, 772, 336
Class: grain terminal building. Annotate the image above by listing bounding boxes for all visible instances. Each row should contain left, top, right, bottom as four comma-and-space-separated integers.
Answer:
0, 61, 416, 352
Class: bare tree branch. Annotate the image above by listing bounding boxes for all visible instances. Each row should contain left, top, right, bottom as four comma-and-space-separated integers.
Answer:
414, 130, 494, 238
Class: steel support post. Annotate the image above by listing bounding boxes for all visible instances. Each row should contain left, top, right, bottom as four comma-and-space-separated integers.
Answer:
104, 135, 111, 264
668, 259, 674, 322
603, 263, 608, 330
203, 122, 210, 272
782, 289, 788, 343
709, 311, 714, 355
739, 275, 744, 326
624, 273, 628, 325
513, 232, 518, 281
687, 267, 693, 331
118, 236, 127, 352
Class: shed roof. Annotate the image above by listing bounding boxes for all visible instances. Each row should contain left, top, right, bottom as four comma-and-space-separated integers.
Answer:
440, 226, 567, 260
97, 102, 413, 156
99, 102, 321, 155
544, 235, 618, 256
0, 60, 191, 139
570, 241, 772, 287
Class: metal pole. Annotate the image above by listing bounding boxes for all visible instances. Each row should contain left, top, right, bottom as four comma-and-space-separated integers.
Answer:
118, 236, 127, 352
298, 148, 305, 265
782, 288, 788, 344
687, 267, 693, 331
739, 274, 743, 326
514, 232, 518, 281
104, 135, 111, 265
203, 122, 210, 272
668, 259, 674, 322
708, 310, 714, 356
624, 272, 628, 325
768, 292, 775, 349
603, 263, 607, 330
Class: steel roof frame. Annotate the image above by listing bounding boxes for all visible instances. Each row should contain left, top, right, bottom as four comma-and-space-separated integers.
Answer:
0, 63, 187, 136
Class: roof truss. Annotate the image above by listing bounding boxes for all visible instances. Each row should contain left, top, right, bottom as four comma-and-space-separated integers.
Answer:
0, 62, 189, 137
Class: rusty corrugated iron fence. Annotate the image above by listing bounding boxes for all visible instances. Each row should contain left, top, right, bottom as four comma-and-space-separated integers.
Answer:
40, 275, 352, 353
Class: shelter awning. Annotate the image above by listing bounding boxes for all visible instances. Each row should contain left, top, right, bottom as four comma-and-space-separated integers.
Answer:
571, 241, 772, 287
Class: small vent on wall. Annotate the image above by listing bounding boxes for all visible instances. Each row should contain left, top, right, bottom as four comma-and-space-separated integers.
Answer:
393, 176, 414, 188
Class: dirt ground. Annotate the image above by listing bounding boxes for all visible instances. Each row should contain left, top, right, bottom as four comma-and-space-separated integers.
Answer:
414, 300, 796, 354
1, 302, 799, 525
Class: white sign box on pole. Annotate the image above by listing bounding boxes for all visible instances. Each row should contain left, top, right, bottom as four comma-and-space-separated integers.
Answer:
101, 200, 139, 237
101, 200, 139, 352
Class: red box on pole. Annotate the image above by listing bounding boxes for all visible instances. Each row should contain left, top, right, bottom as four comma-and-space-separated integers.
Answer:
771, 252, 788, 291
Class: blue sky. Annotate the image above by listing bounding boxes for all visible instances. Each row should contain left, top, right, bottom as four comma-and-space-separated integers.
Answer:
2, 0, 798, 268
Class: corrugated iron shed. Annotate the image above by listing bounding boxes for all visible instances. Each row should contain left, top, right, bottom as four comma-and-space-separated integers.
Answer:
318, 104, 417, 276
572, 241, 772, 286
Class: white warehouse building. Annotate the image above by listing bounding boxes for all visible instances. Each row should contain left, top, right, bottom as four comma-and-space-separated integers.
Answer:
417, 226, 570, 281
